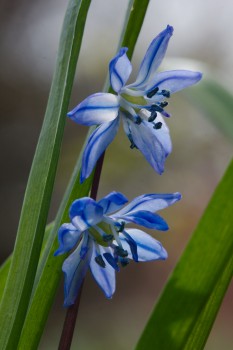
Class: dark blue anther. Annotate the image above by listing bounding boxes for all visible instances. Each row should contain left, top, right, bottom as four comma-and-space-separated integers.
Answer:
120, 257, 130, 267
161, 90, 170, 98
148, 111, 157, 122
116, 221, 125, 232
160, 101, 168, 108
115, 246, 128, 258
103, 234, 114, 242
146, 87, 159, 98
135, 116, 142, 125
153, 121, 162, 130
95, 255, 106, 268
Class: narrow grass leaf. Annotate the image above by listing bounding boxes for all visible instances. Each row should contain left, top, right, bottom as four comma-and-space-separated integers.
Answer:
136, 159, 233, 350
0, 1, 90, 349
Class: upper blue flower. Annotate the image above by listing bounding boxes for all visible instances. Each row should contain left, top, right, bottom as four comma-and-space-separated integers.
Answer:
55, 191, 181, 307
68, 25, 202, 182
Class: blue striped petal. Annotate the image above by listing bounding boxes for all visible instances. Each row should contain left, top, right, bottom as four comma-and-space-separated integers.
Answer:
120, 229, 167, 261
67, 93, 120, 126
122, 115, 171, 175
70, 198, 103, 230
113, 192, 181, 217
98, 191, 128, 214
128, 25, 173, 90
89, 243, 116, 298
62, 236, 92, 307
81, 116, 120, 183
109, 48, 132, 93
54, 223, 82, 256
115, 210, 169, 230
145, 70, 202, 96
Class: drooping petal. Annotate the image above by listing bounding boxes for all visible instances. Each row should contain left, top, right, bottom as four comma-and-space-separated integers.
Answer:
113, 192, 181, 216
70, 198, 103, 230
81, 116, 120, 183
98, 191, 128, 214
122, 115, 171, 175
145, 70, 202, 96
67, 93, 120, 126
54, 223, 82, 256
128, 25, 173, 89
109, 48, 132, 93
120, 228, 167, 261
115, 210, 169, 230
62, 236, 92, 307
89, 243, 116, 298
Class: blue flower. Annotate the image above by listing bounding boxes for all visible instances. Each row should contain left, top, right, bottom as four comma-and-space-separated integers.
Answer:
55, 191, 181, 306
68, 25, 202, 183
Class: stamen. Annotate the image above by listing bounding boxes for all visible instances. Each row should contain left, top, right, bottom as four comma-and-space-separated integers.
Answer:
146, 87, 159, 98
115, 246, 128, 258
115, 221, 125, 232
153, 122, 162, 130
120, 257, 130, 267
134, 116, 142, 125
148, 111, 157, 122
95, 255, 106, 268
160, 101, 168, 108
150, 104, 163, 113
161, 89, 170, 98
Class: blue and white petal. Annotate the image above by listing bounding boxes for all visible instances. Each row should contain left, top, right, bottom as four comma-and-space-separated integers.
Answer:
109, 48, 132, 93
67, 93, 120, 126
98, 191, 128, 214
54, 223, 82, 256
62, 236, 92, 307
80, 116, 120, 183
89, 243, 116, 298
115, 210, 169, 230
113, 192, 181, 217
120, 228, 168, 261
127, 25, 173, 90
122, 115, 171, 175
70, 198, 104, 231
145, 70, 202, 96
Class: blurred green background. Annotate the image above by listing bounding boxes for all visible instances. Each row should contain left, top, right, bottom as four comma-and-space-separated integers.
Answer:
0, 0, 232, 349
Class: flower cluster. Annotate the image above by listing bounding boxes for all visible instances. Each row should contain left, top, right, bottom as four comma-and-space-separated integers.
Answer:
55, 191, 181, 306
56, 25, 202, 306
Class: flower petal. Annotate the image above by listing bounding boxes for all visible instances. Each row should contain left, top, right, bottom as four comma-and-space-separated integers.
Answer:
128, 25, 173, 89
98, 191, 128, 214
70, 198, 103, 230
81, 116, 120, 183
115, 210, 169, 230
113, 192, 181, 216
62, 236, 92, 307
67, 93, 120, 126
89, 244, 116, 298
54, 223, 82, 256
120, 228, 167, 261
122, 115, 171, 175
109, 48, 132, 93
145, 70, 202, 95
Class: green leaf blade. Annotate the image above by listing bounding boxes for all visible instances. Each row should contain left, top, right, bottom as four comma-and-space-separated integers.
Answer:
136, 159, 233, 350
0, 0, 90, 349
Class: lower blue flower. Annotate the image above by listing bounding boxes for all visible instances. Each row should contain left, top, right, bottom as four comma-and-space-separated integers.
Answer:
55, 191, 181, 307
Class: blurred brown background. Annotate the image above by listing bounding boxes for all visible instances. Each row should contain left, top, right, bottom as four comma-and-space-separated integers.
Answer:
0, 0, 232, 349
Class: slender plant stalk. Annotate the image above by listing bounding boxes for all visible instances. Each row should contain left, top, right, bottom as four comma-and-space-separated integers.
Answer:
58, 153, 105, 350
57, 0, 150, 347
